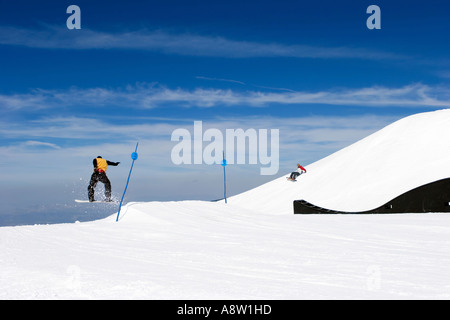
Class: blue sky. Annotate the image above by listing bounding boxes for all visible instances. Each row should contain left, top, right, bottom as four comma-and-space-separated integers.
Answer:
0, 0, 449, 224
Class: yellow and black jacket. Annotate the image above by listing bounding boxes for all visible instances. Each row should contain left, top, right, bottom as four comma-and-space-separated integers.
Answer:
93, 157, 119, 173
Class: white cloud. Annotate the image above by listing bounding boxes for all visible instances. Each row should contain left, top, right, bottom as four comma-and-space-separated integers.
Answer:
0, 25, 402, 60
22, 140, 61, 149
1, 83, 449, 111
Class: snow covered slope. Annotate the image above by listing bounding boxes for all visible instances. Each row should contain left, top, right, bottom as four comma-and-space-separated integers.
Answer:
231, 109, 450, 213
3, 110, 450, 300
2, 201, 450, 299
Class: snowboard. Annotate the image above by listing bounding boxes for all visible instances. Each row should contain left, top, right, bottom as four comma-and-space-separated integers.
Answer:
286, 177, 297, 182
75, 199, 120, 204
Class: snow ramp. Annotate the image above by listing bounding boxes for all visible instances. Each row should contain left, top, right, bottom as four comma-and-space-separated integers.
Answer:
294, 177, 450, 214
231, 110, 450, 214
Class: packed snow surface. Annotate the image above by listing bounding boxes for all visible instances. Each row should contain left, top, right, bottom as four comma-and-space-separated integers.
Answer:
2, 110, 450, 299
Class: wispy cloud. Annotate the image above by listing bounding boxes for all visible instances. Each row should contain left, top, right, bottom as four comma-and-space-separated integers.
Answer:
1, 83, 449, 111
195, 76, 246, 86
195, 76, 298, 92
0, 116, 174, 141
22, 140, 61, 149
0, 25, 403, 60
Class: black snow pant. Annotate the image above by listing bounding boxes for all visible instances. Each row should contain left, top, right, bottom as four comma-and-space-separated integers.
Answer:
289, 172, 301, 180
88, 171, 111, 202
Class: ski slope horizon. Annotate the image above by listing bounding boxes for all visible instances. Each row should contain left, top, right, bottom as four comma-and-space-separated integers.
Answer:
3, 109, 450, 299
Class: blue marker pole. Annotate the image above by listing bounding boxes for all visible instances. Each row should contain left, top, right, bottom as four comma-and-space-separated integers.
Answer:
221, 151, 227, 204
116, 142, 139, 222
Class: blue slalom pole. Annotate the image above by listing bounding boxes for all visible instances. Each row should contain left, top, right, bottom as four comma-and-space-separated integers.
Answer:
116, 142, 139, 222
221, 151, 227, 204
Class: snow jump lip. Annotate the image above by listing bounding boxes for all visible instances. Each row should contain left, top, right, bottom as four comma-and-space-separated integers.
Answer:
294, 178, 450, 214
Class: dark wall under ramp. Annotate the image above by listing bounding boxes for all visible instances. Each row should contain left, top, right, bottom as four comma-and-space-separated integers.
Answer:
294, 178, 450, 214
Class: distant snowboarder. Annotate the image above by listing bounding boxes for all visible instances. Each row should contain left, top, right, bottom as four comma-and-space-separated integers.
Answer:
287, 164, 307, 181
88, 156, 120, 202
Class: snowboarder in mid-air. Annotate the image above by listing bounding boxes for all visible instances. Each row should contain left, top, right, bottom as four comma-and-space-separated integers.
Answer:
88, 156, 120, 202
287, 164, 307, 181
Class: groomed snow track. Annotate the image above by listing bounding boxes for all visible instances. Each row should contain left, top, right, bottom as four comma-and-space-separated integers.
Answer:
294, 177, 450, 214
